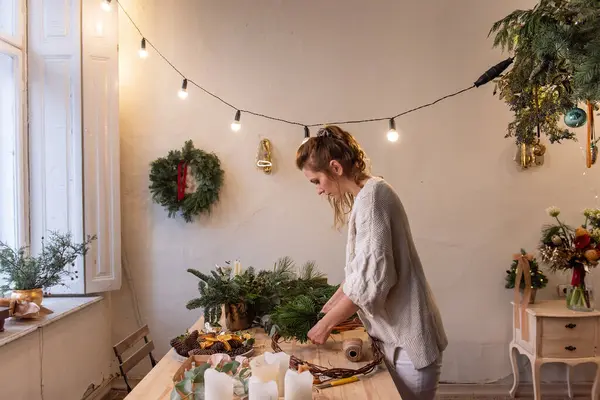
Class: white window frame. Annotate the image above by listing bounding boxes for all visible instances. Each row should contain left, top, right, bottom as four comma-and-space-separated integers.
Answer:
0, 0, 28, 246
1, 0, 121, 295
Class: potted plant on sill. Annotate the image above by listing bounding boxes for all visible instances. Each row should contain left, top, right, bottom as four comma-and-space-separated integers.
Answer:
505, 249, 548, 304
0, 232, 96, 305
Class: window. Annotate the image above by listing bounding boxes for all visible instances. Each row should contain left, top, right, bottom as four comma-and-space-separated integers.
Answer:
0, 0, 27, 251
1, 0, 121, 295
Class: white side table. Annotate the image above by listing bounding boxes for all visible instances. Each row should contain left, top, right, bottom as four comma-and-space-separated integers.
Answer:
510, 300, 600, 399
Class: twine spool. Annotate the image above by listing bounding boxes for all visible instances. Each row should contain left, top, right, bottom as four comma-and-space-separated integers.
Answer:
342, 338, 363, 362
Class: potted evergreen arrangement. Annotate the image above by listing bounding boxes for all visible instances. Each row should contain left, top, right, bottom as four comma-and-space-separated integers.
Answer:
0, 232, 96, 305
505, 249, 548, 304
185, 257, 329, 331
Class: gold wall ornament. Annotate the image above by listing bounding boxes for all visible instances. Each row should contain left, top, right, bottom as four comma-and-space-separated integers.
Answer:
514, 141, 545, 169
256, 138, 273, 174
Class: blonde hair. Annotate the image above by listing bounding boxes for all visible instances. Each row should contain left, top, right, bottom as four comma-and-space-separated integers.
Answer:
296, 125, 370, 228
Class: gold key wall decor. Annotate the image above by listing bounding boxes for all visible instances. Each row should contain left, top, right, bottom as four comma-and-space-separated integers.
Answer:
256, 138, 273, 174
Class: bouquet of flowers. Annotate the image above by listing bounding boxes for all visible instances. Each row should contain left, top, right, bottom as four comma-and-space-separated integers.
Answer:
539, 207, 600, 310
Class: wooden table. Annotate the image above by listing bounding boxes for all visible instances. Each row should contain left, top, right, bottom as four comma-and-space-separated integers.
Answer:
125, 317, 401, 399
509, 300, 600, 400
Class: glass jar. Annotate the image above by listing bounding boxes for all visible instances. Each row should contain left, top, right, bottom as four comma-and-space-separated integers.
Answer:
566, 284, 594, 312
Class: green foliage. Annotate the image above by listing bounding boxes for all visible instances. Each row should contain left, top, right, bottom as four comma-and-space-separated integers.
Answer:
149, 140, 224, 223
489, 0, 600, 145
0, 232, 96, 293
186, 257, 330, 325
186, 257, 339, 341
505, 250, 548, 290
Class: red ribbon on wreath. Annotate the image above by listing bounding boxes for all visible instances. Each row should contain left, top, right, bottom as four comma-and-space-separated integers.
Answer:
177, 161, 188, 202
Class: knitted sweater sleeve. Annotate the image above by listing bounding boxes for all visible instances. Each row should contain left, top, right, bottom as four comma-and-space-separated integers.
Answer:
342, 186, 397, 318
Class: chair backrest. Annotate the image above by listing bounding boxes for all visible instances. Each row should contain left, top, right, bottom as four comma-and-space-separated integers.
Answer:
113, 324, 156, 379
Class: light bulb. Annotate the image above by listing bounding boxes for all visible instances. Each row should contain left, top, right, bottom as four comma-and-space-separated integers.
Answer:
101, 0, 112, 11
178, 78, 188, 99
139, 38, 148, 58
387, 118, 399, 142
301, 126, 310, 144
231, 110, 241, 132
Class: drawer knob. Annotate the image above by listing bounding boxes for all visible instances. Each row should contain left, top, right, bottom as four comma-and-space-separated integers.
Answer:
565, 323, 577, 329
565, 345, 577, 351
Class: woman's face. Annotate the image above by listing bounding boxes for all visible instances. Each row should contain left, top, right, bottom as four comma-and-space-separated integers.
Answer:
302, 161, 343, 198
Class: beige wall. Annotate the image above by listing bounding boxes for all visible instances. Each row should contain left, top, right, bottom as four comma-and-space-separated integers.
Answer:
115, 0, 600, 383
0, 299, 114, 399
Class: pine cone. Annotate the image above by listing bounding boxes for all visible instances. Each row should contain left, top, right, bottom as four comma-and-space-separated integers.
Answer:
229, 345, 251, 356
170, 336, 183, 348
189, 348, 216, 356
229, 339, 243, 349
173, 342, 190, 357
212, 342, 226, 352
184, 330, 200, 349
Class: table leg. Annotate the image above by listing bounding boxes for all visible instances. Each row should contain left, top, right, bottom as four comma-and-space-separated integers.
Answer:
592, 362, 600, 400
566, 364, 572, 399
509, 343, 520, 398
532, 359, 542, 400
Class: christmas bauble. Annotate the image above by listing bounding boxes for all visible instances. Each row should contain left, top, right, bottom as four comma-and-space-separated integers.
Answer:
564, 107, 587, 128
551, 235, 562, 245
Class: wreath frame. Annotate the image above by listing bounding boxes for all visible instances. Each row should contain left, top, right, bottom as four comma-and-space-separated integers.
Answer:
270, 318, 384, 381
149, 140, 224, 223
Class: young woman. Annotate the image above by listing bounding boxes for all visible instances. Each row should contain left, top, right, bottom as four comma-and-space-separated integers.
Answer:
296, 125, 447, 400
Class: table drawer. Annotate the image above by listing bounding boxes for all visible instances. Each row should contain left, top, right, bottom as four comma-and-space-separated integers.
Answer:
540, 338, 595, 358
541, 317, 596, 340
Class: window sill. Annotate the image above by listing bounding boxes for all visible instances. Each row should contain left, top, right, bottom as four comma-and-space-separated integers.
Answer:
0, 296, 103, 348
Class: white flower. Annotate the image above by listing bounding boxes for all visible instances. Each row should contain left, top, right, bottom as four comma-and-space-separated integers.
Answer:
546, 206, 561, 218
584, 208, 596, 218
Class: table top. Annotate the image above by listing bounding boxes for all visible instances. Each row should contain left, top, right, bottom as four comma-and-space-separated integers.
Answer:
512, 300, 600, 318
124, 317, 401, 400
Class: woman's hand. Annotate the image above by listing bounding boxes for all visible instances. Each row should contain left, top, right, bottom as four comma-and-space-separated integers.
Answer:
310, 292, 360, 345
307, 319, 333, 345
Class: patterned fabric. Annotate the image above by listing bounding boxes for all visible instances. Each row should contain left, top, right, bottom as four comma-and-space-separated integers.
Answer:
343, 177, 448, 369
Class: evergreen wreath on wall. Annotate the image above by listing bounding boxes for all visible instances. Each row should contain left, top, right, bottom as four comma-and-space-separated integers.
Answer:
149, 140, 224, 223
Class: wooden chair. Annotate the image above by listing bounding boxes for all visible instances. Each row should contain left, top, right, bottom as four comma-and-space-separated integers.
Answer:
113, 324, 157, 392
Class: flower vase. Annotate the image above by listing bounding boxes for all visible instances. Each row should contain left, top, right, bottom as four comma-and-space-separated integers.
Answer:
10, 288, 44, 306
566, 267, 594, 312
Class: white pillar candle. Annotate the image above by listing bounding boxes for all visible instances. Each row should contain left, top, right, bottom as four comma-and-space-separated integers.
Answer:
248, 376, 278, 400
264, 351, 291, 396
284, 369, 313, 400
250, 354, 279, 383
204, 368, 233, 400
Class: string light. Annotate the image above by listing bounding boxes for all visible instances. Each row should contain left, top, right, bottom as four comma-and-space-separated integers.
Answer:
301, 126, 310, 145
101, 0, 112, 11
113, 0, 513, 134
387, 118, 399, 142
139, 38, 148, 58
231, 110, 242, 132
178, 79, 188, 99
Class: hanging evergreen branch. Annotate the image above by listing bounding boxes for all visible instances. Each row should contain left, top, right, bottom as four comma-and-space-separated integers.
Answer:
489, 0, 600, 145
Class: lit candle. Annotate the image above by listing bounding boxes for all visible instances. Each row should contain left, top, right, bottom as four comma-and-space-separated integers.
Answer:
250, 354, 279, 383
284, 369, 313, 400
264, 351, 291, 396
204, 368, 233, 400
248, 376, 278, 400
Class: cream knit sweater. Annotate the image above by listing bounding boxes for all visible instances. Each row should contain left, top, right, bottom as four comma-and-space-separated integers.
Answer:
342, 177, 448, 370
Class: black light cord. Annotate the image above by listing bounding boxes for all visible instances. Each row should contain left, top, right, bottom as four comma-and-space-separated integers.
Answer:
115, 0, 511, 129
